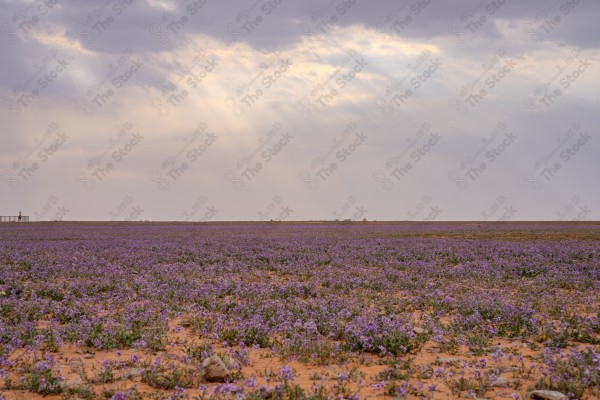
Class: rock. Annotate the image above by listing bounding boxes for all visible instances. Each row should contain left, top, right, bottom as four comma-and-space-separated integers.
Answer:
413, 327, 425, 334
164, 353, 178, 360
202, 355, 232, 382
252, 386, 275, 400
61, 377, 85, 389
222, 355, 241, 371
461, 394, 486, 400
438, 357, 461, 364
121, 368, 145, 379
419, 368, 433, 379
491, 377, 510, 388
63, 358, 84, 367
83, 353, 94, 359
530, 390, 568, 400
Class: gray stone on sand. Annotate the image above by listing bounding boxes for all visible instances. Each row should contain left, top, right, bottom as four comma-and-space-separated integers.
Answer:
202, 355, 232, 382
438, 357, 461, 363
63, 358, 84, 367
222, 355, 241, 371
491, 377, 511, 387
530, 390, 568, 400
121, 367, 145, 379
61, 377, 85, 389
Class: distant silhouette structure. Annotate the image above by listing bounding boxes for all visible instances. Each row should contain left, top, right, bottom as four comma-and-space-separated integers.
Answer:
0, 214, 28, 222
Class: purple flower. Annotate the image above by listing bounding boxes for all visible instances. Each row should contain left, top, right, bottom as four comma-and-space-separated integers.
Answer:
213, 383, 243, 395
280, 365, 295, 381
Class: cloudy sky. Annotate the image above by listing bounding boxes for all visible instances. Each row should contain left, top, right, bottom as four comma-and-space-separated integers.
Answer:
1, 0, 598, 221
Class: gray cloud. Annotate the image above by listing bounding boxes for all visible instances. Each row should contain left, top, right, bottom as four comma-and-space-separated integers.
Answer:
1, 0, 599, 221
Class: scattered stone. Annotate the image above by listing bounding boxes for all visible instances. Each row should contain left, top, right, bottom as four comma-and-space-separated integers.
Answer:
202, 355, 232, 382
491, 377, 511, 388
510, 340, 525, 347
61, 377, 85, 389
63, 358, 84, 367
418, 367, 432, 379
413, 327, 425, 334
438, 357, 461, 364
222, 355, 241, 372
253, 386, 275, 399
461, 394, 486, 400
83, 353, 94, 359
121, 368, 145, 379
530, 390, 568, 400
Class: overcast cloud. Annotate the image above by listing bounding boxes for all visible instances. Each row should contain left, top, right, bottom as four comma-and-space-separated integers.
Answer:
1, 0, 599, 221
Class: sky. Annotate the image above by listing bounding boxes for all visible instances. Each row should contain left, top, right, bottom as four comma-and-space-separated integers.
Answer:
1, 0, 599, 222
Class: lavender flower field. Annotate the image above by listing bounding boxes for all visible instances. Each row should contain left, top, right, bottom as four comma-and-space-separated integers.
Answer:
0, 222, 599, 400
